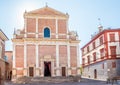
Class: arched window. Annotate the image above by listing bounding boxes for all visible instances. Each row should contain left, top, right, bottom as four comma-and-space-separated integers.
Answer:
44, 27, 50, 38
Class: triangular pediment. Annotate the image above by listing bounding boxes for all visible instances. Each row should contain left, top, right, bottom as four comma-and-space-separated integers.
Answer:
25, 6, 68, 18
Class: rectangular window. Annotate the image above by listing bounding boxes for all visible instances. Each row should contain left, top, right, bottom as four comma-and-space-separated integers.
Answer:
110, 34, 115, 42
93, 42, 96, 49
100, 48, 104, 59
110, 46, 116, 58
87, 55, 90, 64
102, 63, 104, 69
87, 46, 89, 53
82, 49, 84, 55
93, 52, 96, 61
99, 36, 103, 45
82, 58, 85, 65
112, 62, 116, 68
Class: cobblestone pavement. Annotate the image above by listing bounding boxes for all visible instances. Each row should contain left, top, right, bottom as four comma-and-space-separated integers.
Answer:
4, 78, 119, 85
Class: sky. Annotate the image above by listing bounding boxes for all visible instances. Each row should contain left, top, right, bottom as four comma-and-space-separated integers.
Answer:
0, 0, 120, 52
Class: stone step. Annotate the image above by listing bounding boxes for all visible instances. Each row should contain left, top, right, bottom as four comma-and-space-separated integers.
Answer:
14, 76, 81, 84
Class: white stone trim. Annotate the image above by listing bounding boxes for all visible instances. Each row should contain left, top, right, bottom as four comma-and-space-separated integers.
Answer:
71, 67, 77, 70
70, 44, 78, 46
77, 45, 80, 67
66, 19, 69, 39
24, 43, 27, 68
36, 18, 38, 38
27, 33, 36, 34
56, 19, 58, 38
41, 61, 44, 77
16, 68, 24, 70
38, 33, 67, 35
25, 16, 67, 20
51, 61, 55, 77
36, 44, 39, 68
13, 41, 79, 47
58, 34, 67, 35
38, 33, 42, 35
56, 44, 60, 76
67, 43, 70, 67
56, 44, 59, 67
24, 18, 27, 37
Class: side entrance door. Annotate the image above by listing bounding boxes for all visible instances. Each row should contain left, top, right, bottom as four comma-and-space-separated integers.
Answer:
62, 67, 66, 76
29, 67, 34, 77
94, 69, 97, 79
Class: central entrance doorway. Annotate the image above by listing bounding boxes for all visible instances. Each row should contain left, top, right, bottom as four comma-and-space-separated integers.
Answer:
44, 62, 51, 76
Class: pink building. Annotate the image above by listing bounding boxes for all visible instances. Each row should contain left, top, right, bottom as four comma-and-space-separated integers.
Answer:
81, 27, 120, 80
0, 29, 8, 80
5, 51, 13, 80
12, 6, 80, 79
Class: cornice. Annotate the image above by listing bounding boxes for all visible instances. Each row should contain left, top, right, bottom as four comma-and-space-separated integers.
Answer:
0, 29, 9, 41
24, 15, 68, 20
12, 38, 80, 43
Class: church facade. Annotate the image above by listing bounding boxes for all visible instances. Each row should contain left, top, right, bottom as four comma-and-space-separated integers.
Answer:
12, 6, 80, 79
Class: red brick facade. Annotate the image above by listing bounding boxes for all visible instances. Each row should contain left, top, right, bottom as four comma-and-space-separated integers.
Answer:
0, 29, 8, 80
12, 6, 80, 79
5, 51, 13, 80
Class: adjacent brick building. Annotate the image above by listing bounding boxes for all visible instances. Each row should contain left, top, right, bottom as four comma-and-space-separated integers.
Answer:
0, 29, 8, 80
12, 6, 80, 79
5, 51, 13, 80
81, 27, 120, 80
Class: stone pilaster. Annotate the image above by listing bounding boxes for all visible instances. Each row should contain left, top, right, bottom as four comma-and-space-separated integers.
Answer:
13, 44, 16, 68
23, 68, 27, 76
41, 61, 44, 77
36, 18, 38, 38
52, 61, 55, 77
24, 18, 27, 37
56, 19, 58, 38
77, 45, 80, 75
12, 68, 17, 81
56, 44, 60, 76
67, 43, 71, 75
24, 43, 27, 76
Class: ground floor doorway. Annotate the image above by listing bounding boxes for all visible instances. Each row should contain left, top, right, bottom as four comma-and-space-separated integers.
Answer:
44, 62, 51, 77
29, 67, 34, 77
94, 69, 97, 79
62, 67, 66, 76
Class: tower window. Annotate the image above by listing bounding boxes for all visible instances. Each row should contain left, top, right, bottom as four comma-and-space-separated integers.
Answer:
44, 27, 50, 38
